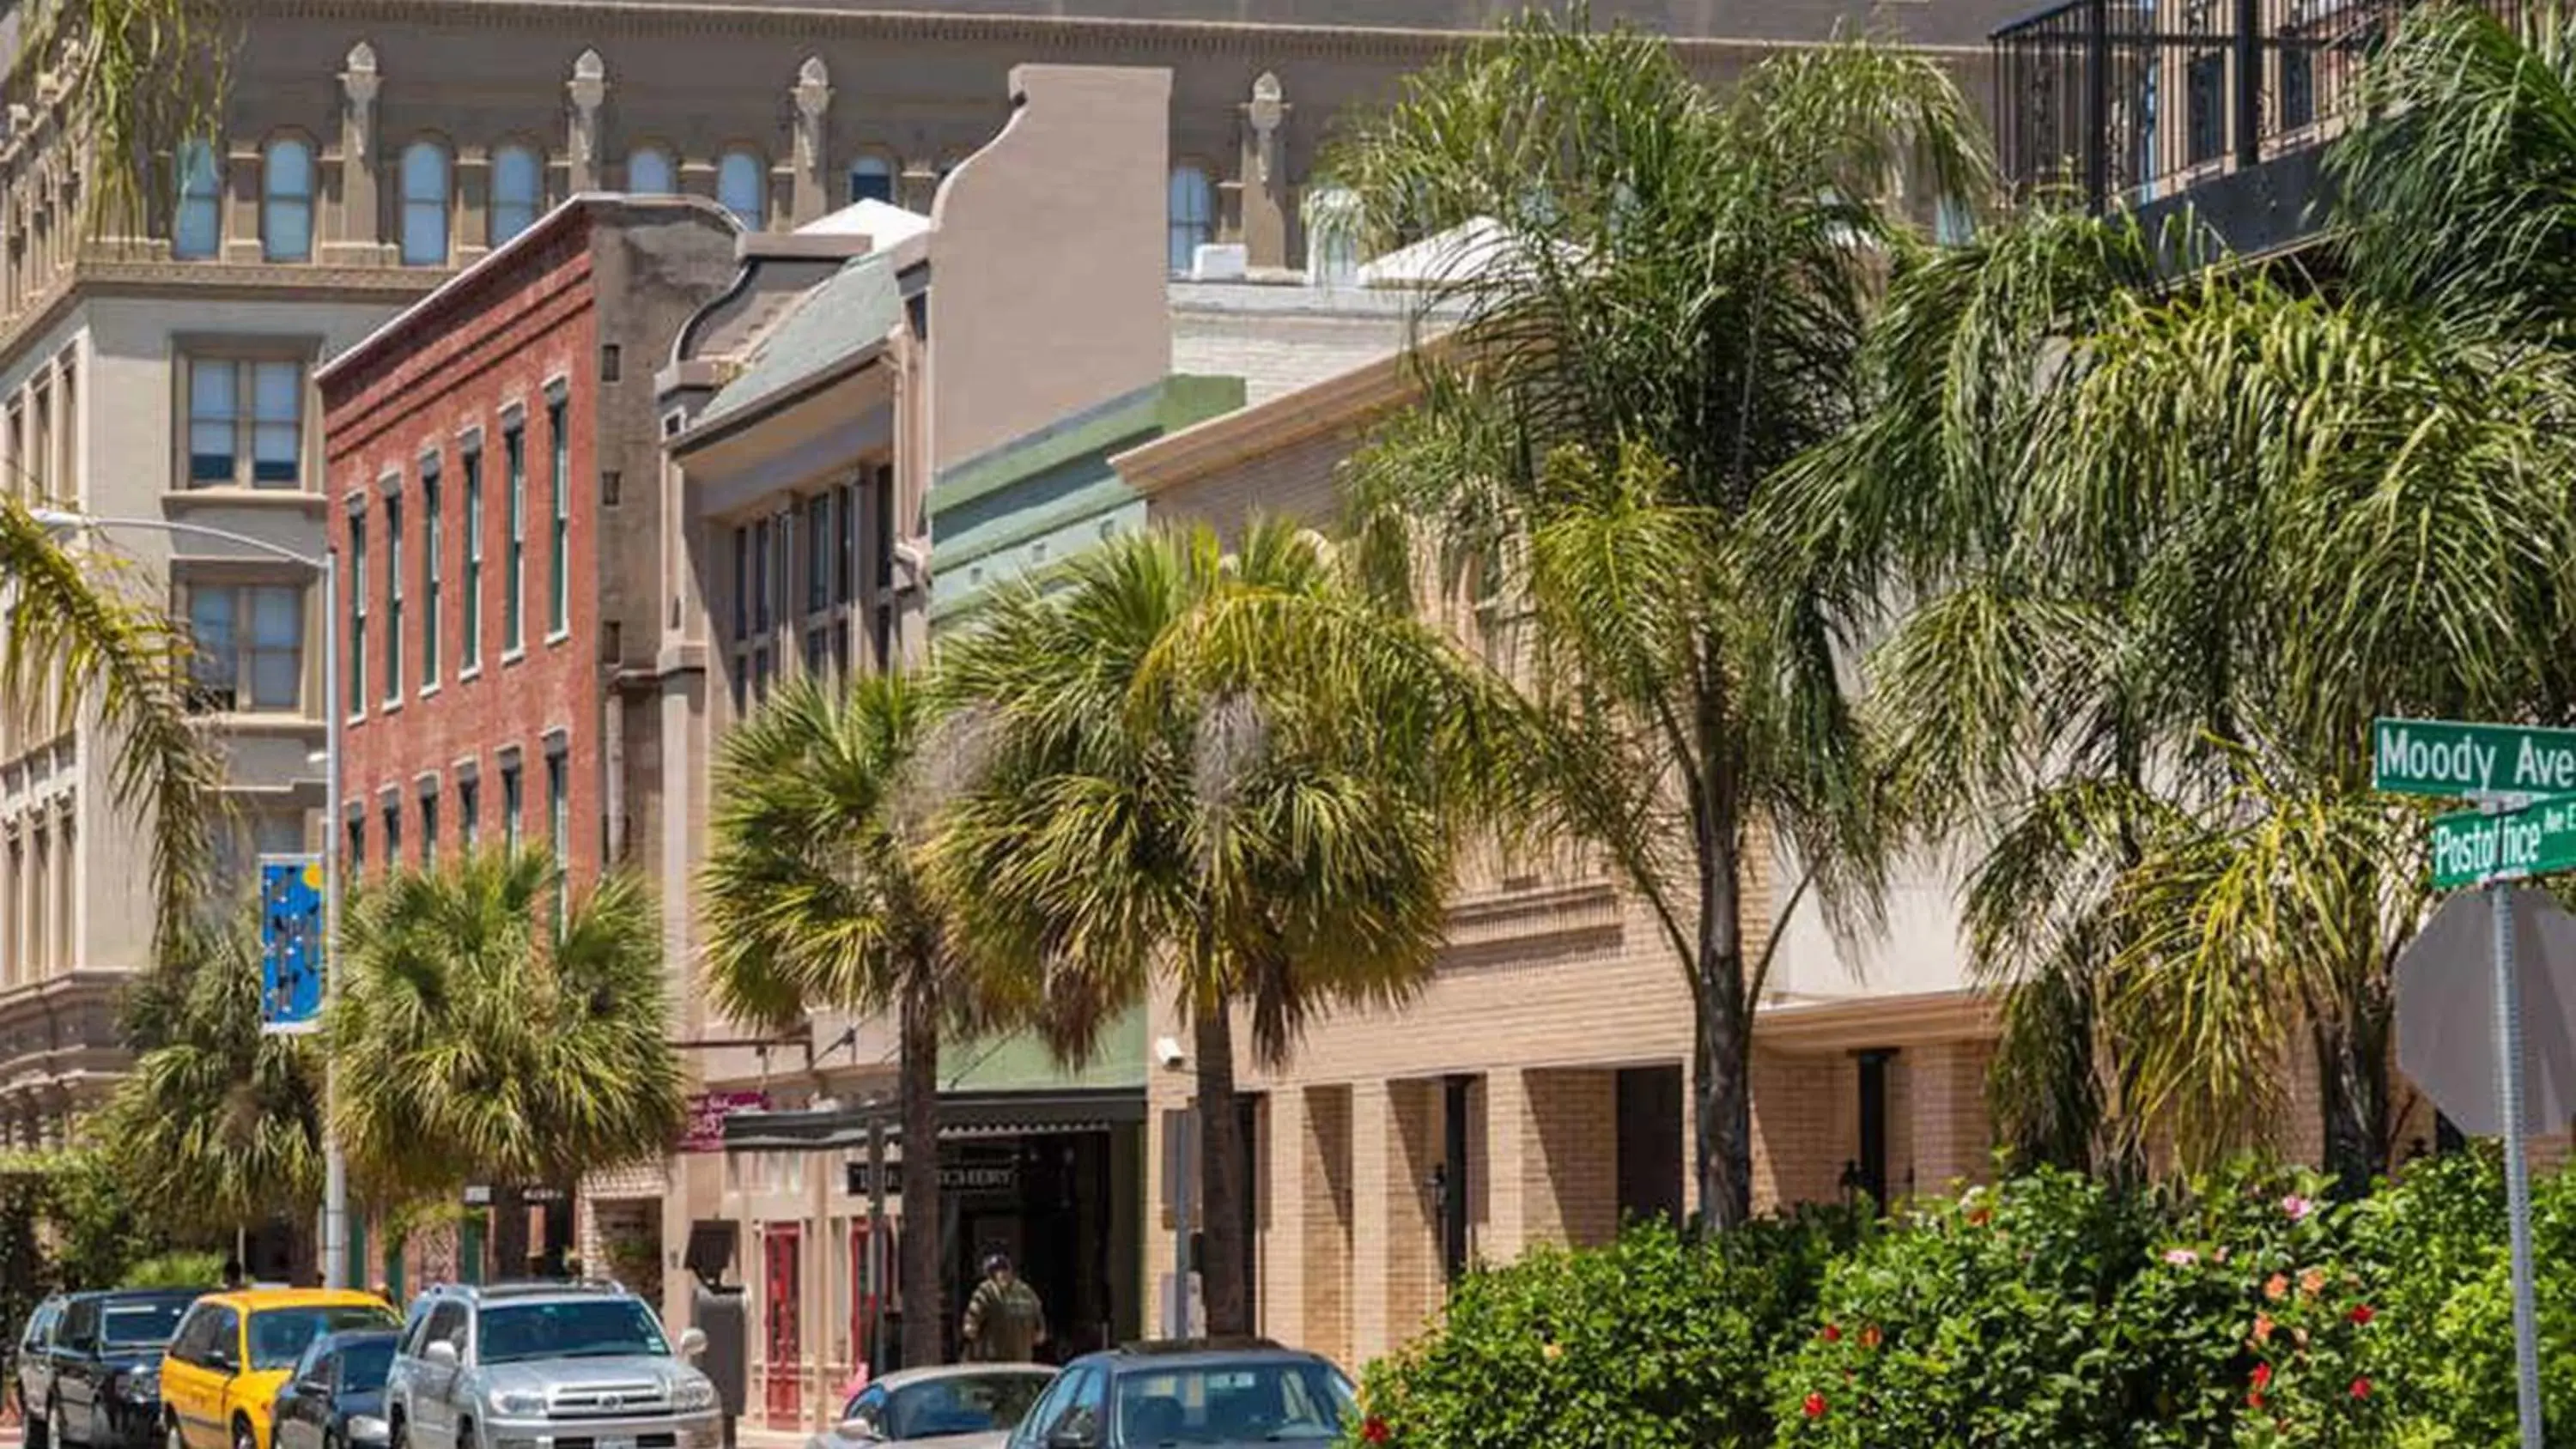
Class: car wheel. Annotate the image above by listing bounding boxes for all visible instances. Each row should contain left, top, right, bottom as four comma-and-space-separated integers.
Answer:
234, 1419, 257, 1449
26, 1398, 48, 1449
46, 1398, 65, 1449
164, 1414, 185, 1449
385, 1417, 404, 1449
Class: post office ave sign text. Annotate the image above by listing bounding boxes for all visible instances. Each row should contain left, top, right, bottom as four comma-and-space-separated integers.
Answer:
2374, 719, 2576, 797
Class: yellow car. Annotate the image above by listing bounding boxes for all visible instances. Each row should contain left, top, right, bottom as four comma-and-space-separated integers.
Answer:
160, 1292, 398, 1449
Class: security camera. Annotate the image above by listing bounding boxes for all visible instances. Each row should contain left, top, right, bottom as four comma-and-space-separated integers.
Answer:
1155, 1035, 1188, 1071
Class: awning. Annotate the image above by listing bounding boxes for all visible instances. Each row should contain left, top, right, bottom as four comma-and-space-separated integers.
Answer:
719, 1086, 1145, 1152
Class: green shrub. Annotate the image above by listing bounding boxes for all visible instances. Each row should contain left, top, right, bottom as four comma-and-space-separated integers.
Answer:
1348, 1209, 1862, 1449
119, 1252, 223, 1289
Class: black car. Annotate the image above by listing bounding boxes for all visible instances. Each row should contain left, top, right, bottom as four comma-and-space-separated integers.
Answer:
21, 1289, 202, 1449
268, 1331, 396, 1449
16, 1296, 66, 1440
999, 1341, 1361, 1449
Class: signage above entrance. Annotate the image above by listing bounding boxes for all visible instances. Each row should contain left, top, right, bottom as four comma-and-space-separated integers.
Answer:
846, 1155, 1020, 1197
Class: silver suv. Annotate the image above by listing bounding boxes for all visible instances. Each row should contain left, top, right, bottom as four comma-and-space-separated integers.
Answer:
383, 1285, 718, 1449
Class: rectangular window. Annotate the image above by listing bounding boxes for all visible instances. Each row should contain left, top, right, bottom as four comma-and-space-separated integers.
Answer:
345, 815, 363, 875
179, 581, 298, 718
835, 481, 857, 606
504, 424, 526, 650
545, 750, 568, 870
382, 801, 400, 870
347, 509, 368, 713
548, 397, 569, 636
422, 458, 442, 686
185, 358, 303, 489
419, 790, 438, 864
459, 776, 480, 850
384, 488, 404, 702
805, 493, 831, 615
501, 760, 524, 852
462, 446, 484, 669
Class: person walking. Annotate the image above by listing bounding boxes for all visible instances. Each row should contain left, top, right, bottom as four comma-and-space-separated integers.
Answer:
960, 1253, 1047, 1364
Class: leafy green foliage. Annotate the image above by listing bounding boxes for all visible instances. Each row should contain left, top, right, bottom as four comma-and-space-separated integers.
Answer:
1351, 1211, 1864, 1449
121, 1252, 223, 1288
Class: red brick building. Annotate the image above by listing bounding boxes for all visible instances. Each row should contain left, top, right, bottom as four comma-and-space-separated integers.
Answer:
319, 195, 738, 893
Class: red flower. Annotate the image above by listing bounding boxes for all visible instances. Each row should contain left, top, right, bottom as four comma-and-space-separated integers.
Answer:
2248, 1391, 2267, 1411
1859, 1324, 1883, 1350
1820, 1324, 1843, 1343
1362, 1417, 1392, 1445
2349, 1303, 2376, 1326
2350, 1377, 2372, 1400
1802, 1391, 1828, 1420
2251, 1363, 2274, 1389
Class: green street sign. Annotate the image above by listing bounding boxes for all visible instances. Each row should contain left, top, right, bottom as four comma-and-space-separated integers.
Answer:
2375, 718, 2576, 798
2433, 797, 2576, 888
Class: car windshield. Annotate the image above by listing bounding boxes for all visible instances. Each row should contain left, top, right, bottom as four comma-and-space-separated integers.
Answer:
252, 1308, 399, 1371
101, 1302, 186, 1348
476, 1300, 668, 1366
1111, 1362, 1357, 1446
884, 1373, 1053, 1440
337, 1342, 395, 1393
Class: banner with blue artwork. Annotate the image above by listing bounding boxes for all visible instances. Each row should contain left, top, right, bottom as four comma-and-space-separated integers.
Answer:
260, 854, 325, 1033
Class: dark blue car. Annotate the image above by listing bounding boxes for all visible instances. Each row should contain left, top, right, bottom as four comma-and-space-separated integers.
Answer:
267, 1331, 397, 1449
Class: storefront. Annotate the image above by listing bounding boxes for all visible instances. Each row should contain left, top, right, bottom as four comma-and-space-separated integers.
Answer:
719, 1087, 1145, 1378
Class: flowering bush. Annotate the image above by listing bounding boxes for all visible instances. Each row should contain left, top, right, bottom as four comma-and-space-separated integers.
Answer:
1345, 1208, 1863, 1449
1349, 1154, 2568, 1447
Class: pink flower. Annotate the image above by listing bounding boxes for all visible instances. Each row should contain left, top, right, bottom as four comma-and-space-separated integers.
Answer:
2163, 1247, 2202, 1266
2350, 1377, 2372, 1400
2281, 1194, 2316, 1221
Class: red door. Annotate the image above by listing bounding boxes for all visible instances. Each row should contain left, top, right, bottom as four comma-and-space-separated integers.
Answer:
762, 1225, 804, 1427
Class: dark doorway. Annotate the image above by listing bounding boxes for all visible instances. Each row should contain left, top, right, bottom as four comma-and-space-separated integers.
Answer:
1440, 1076, 1472, 1282
1613, 1066, 1685, 1227
1856, 1049, 1896, 1209
943, 1134, 1120, 1365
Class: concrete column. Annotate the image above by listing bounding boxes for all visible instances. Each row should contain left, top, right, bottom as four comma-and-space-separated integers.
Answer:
329, 42, 382, 261
566, 50, 606, 193
1236, 72, 1289, 270
898, 162, 939, 215
789, 58, 831, 227
221, 141, 260, 264
454, 148, 490, 265
1905, 1040, 1995, 1195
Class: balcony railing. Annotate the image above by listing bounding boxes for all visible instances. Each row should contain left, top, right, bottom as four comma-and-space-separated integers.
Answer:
1991, 0, 2518, 220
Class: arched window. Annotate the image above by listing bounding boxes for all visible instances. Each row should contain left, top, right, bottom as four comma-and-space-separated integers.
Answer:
400, 141, 452, 266
490, 144, 542, 246
717, 149, 765, 230
625, 146, 674, 197
261, 137, 313, 264
1168, 165, 1213, 276
174, 138, 221, 260
849, 155, 895, 205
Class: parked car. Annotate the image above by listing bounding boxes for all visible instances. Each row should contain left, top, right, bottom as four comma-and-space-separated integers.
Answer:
270, 1331, 398, 1449
16, 1296, 67, 1448
805, 1366, 1056, 1449
162, 1291, 400, 1449
22, 1290, 203, 1449
382, 1282, 718, 1449
1000, 1342, 1359, 1449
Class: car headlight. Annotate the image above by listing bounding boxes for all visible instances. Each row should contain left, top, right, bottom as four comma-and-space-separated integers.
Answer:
119, 1373, 158, 1404
668, 1379, 717, 1414
347, 1416, 390, 1446
487, 1389, 546, 1417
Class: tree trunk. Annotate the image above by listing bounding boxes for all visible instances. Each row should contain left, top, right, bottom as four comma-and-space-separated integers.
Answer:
1690, 737, 1753, 1233
2312, 1009, 2388, 1198
491, 1185, 531, 1282
1193, 1003, 1249, 1337
897, 986, 945, 1371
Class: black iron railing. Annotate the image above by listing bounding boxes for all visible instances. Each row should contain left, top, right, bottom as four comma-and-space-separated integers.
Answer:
1990, 0, 2497, 213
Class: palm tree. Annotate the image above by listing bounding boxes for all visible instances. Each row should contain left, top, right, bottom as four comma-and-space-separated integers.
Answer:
329, 849, 685, 1277
97, 906, 324, 1264
1776, 179, 2576, 1184
698, 671, 981, 1370
2, 496, 219, 943
9, 0, 230, 239
1325, 14, 1986, 1228
936, 520, 1502, 1334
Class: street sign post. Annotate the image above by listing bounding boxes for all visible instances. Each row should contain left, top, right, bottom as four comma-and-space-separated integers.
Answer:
258, 855, 325, 1034
2376, 717, 2567, 1449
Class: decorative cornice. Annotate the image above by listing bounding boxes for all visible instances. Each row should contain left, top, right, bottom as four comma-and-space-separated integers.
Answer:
219, 0, 1985, 64
0, 252, 444, 373
1754, 987, 1999, 1049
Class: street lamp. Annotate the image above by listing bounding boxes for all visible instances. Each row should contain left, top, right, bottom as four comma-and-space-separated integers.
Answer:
33, 507, 349, 1290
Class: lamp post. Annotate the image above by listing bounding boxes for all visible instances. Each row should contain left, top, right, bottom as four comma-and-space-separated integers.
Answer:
34, 508, 349, 1289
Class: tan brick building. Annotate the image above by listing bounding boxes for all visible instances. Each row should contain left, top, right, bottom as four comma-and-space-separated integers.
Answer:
1113, 344, 2011, 1369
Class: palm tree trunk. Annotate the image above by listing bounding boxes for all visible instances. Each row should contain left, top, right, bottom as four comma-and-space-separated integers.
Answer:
1690, 712, 1753, 1233
896, 986, 944, 1370
1193, 1003, 1249, 1337
2312, 1009, 2388, 1198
